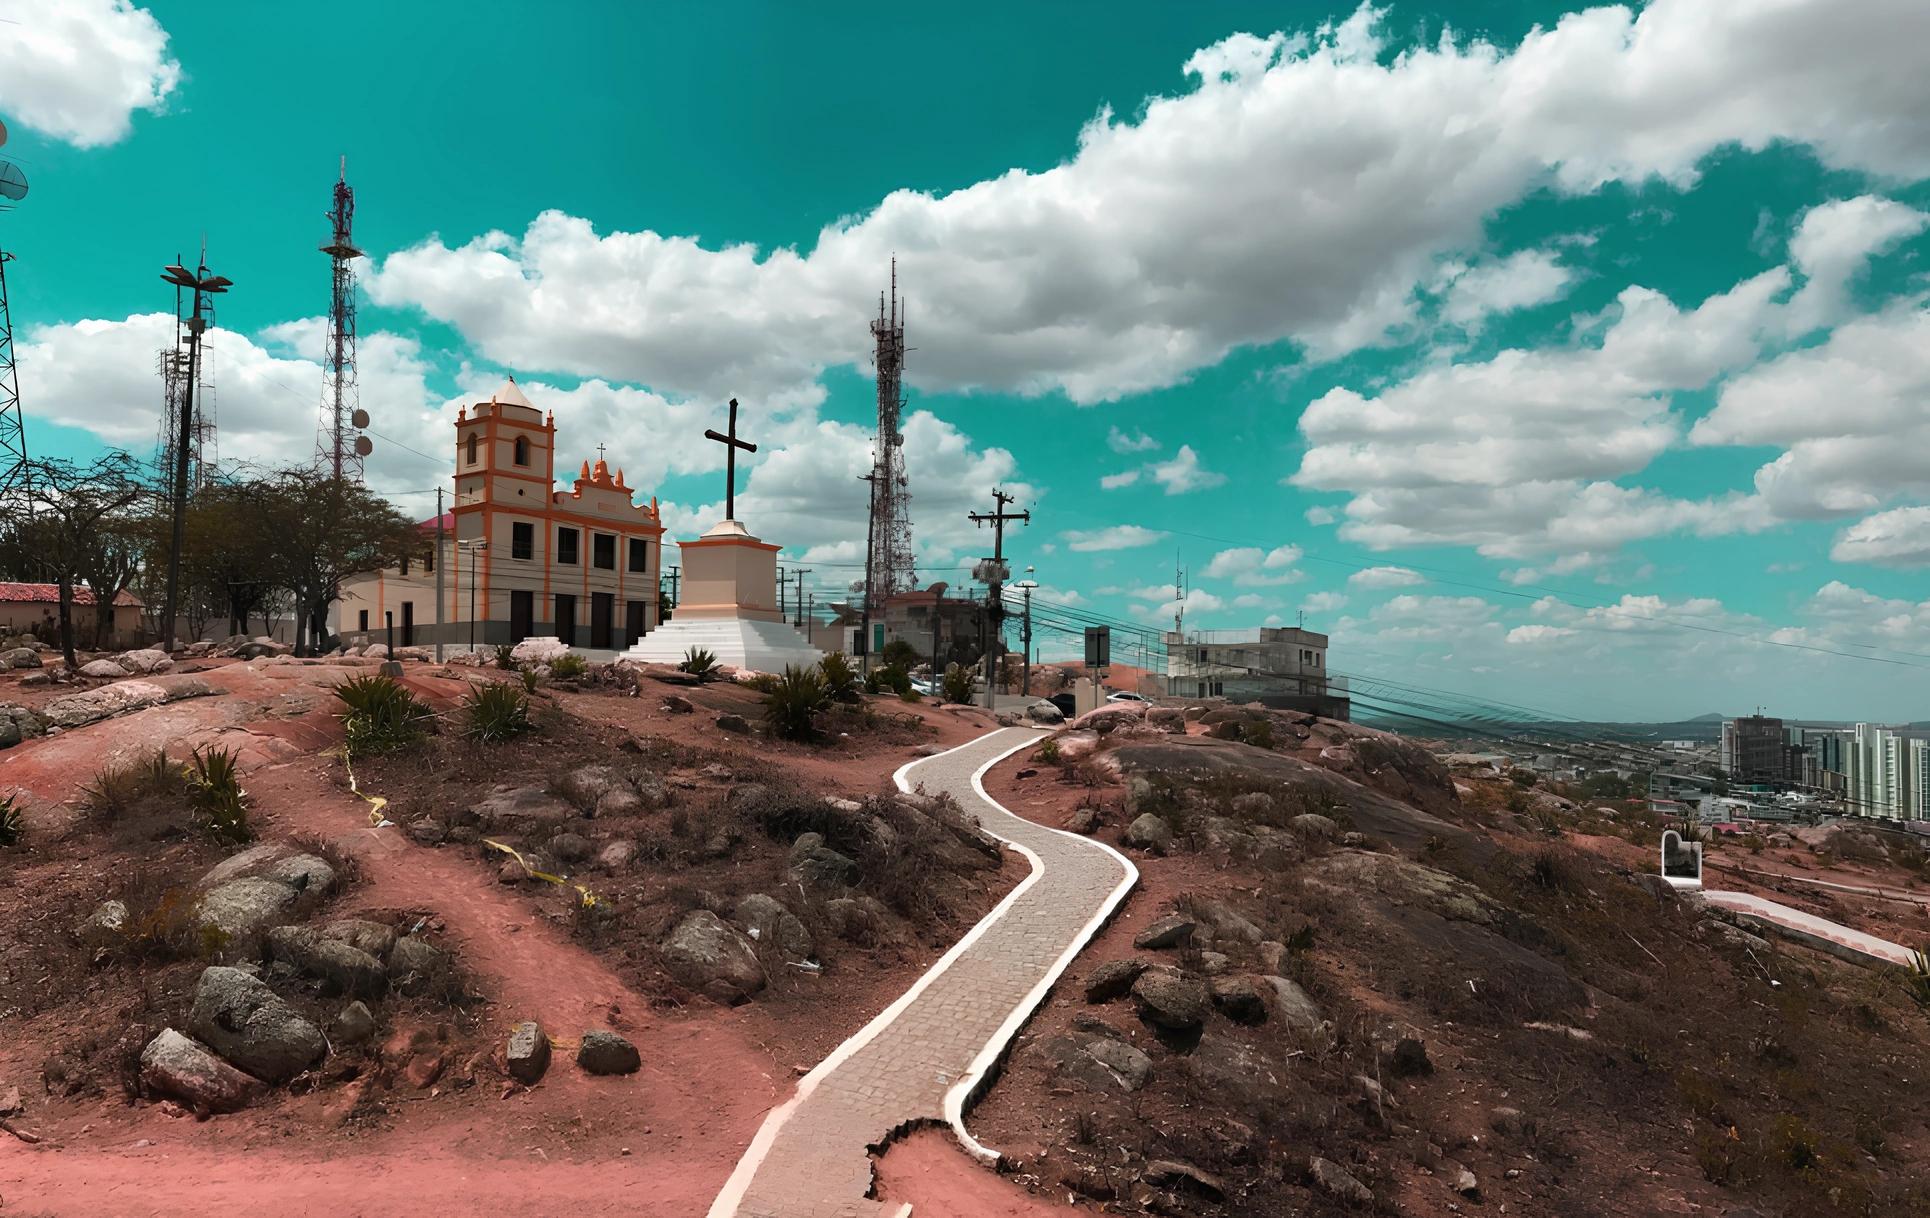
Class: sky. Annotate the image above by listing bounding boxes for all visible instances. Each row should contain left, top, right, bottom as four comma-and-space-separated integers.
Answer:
2, 0, 1928, 723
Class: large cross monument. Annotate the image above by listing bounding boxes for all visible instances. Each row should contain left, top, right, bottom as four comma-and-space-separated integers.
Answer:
621, 398, 823, 672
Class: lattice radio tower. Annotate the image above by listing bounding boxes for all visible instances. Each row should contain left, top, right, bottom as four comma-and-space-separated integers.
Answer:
156, 246, 219, 500
318, 158, 369, 479
864, 261, 915, 610
0, 121, 31, 503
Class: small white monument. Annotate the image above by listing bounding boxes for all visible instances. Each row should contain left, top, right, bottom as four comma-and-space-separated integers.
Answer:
1659, 828, 1704, 890
620, 399, 822, 673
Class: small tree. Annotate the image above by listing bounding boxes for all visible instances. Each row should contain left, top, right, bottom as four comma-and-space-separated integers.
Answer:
250, 469, 425, 655
1, 453, 149, 668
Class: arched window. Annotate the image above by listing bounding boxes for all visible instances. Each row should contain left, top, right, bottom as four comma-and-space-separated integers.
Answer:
514, 435, 530, 466
466, 432, 478, 465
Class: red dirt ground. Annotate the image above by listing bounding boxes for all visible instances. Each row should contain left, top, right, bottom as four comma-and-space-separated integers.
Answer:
0, 659, 1015, 1217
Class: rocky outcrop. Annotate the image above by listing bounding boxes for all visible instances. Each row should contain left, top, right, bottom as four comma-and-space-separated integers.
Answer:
39, 675, 215, 729
139, 1028, 265, 1113
735, 894, 814, 961
1132, 915, 1196, 950
186, 966, 325, 1084
196, 878, 301, 952
469, 785, 577, 835
1084, 958, 1150, 1002
1131, 967, 1209, 1031
386, 937, 447, 997
1125, 813, 1173, 853
788, 833, 860, 894
265, 926, 387, 999
1041, 1032, 1153, 1093
661, 910, 767, 1004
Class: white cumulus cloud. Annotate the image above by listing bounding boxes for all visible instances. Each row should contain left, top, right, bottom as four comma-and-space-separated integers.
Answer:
0, 0, 180, 148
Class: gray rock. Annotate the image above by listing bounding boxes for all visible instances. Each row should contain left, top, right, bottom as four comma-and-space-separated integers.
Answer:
661, 694, 694, 714
1259, 975, 1325, 1034
186, 966, 326, 1084
1209, 975, 1272, 1024
139, 1028, 265, 1113
1146, 707, 1187, 734
595, 788, 644, 817
386, 936, 448, 997
39, 675, 215, 729
1198, 950, 1231, 976
263, 853, 336, 896
265, 926, 388, 998
1084, 958, 1150, 1003
1143, 1159, 1225, 1200
598, 839, 639, 870
788, 833, 860, 893
1131, 967, 1209, 1031
1064, 806, 1101, 835
507, 1021, 551, 1084
822, 895, 890, 944
197, 878, 300, 952
198, 842, 293, 889
406, 819, 446, 845
319, 918, 398, 961
1291, 812, 1339, 840
1042, 1033, 1153, 1093
330, 1001, 377, 1046
661, 910, 766, 1004
548, 831, 594, 864
557, 764, 623, 812
1186, 896, 1265, 945
1310, 1156, 1374, 1206
576, 1030, 641, 1076
1132, 915, 1196, 950
735, 893, 814, 961
1450, 1163, 1480, 1197
714, 713, 751, 734
1125, 813, 1173, 853
2, 646, 40, 669
77, 899, 129, 950
469, 785, 577, 834
79, 659, 130, 678
1025, 700, 1065, 724
115, 649, 174, 674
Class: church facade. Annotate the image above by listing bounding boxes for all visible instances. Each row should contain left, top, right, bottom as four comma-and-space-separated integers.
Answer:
332, 378, 665, 652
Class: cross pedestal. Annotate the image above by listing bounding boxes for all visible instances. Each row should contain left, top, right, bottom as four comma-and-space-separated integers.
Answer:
619, 518, 823, 672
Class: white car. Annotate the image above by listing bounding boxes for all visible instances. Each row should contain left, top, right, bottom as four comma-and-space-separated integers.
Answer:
1105, 690, 1150, 703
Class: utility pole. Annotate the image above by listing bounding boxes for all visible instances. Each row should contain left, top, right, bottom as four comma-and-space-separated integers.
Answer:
434, 487, 446, 662
968, 488, 1029, 710
777, 564, 788, 621
664, 565, 680, 617
932, 582, 944, 675
1016, 566, 1037, 700
159, 253, 232, 651
858, 470, 880, 668
791, 566, 811, 629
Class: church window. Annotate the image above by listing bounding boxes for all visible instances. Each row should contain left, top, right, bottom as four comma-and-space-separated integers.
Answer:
557, 527, 579, 565
514, 436, 530, 466
593, 533, 616, 570
511, 522, 534, 560
628, 538, 648, 573
466, 432, 478, 465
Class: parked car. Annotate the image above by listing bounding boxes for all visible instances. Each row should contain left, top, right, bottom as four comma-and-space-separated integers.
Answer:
1105, 690, 1150, 703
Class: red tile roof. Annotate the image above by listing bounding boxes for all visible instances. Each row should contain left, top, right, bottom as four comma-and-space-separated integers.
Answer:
416, 511, 455, 534
0, 581, 144, 608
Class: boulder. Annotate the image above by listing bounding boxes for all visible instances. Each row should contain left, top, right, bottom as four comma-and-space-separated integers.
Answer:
1132, 915, 1196, 950
115, 649, 174, 674
598, 839, 639, 870
77, 899, 129, 950
186, 966, 326, 1084
1259, 976, 1326, 1034
363, 643, 389, 658
79, 659, 130, 678
506, 1021, 551, 1084
265, 926, 388, 999
1131, 967, 1209, 1031
469, 785, 577, 834
1146, 707, 1187, 734
556, 765, 625, 812
0, 703, 42, 748
1124, 813, 1173, 853
661, 910, 767, 1004
391, 647, 431, 662
788, 833, 860, 893
510, 637, 570, 665
1041, 1032, 1153, 1093
320, 919, 398, 961
2, 646, 40, 669
576, 1030, 641, 1076
1209, 975, 1272, 1025
735, 893, 814, 961
386, 937, 448, 997
1185, 896, 1265, 945
330, 1001, 377, 1046
196, 878, 300, 951
714, 713, 751, 734
1069, 703, 1148, 734
1064, 807, 1101, 835
1309, 1157, 1374, 1206
661, 694, 695, 714
1054, 729, 1101, 761
822, 895, 891, 944
139, 1028, 265, 1114
1290, 812, 1339, 840
1084, 958, 1150, 1003
1025, 700, 1065, 724
548, 832, 594, 864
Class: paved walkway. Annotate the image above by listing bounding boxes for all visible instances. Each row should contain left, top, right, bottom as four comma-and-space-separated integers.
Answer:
1701, 889, 1917, 967
708, 727, 1138, 1218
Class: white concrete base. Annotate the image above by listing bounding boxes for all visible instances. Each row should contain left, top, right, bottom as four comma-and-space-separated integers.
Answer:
620, 616, 822, 674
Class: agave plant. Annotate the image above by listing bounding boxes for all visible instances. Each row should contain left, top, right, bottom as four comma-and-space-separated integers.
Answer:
549, 652, 589, 680
185, 746, 251, 845
336, 674, 435, 753
0, 793, 21, 847
464, 681, 532, 743
679, 646, 721, 682
818, 651, 861, 703
763, 664, 829, 741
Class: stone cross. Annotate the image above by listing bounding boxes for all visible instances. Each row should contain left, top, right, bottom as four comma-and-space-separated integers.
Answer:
704, 397, 758, 521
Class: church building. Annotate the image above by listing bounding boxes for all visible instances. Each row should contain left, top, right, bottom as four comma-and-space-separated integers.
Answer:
332, 378, 665, 652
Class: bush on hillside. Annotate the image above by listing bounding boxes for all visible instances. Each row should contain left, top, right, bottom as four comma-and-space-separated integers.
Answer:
336, 674, 434, 753
464, 681, 532, 742
764, 664, 829, 741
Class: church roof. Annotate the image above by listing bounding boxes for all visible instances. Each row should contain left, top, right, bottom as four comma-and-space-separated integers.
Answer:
490, 376, 534, 409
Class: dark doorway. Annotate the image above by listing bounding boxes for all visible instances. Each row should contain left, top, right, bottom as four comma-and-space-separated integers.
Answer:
401, 601, 415, 646
555, 594, 577, 646
591, 592, 614, 650
624, 599, 647, 648
510, 590, 534, 643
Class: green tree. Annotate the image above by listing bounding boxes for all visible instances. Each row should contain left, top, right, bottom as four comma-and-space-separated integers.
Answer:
251, 470, 425, 655
0, 453, 149, 668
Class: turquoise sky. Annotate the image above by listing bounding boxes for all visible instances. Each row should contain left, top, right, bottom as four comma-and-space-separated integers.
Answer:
4, 1, 1928, 722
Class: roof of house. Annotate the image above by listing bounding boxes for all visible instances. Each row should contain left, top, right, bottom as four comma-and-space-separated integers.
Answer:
416, 511, 455, 534
0, 581, 143, 608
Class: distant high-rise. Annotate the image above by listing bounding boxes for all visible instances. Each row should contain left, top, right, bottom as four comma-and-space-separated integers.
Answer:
1844, 723, 1926, 821
1720, 715, 1787, 782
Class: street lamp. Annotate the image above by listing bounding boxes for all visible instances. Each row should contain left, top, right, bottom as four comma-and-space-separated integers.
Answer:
159, 257, 232, 651
456, 539, 488, 653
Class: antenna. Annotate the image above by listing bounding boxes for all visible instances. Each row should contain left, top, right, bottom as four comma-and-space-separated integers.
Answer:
0, 120, 30, 503
864, 258, 916, 610
318, 157, 367, 479
1174, 549, 1186, 638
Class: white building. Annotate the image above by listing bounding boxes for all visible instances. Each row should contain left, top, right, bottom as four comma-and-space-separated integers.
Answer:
1844, 722, 1927, 822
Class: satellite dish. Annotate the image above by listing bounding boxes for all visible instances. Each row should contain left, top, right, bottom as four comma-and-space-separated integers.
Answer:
0, 161, 27, 203
891, 433, 905, 447
351, 408, 370, 428
354, 435, 373, 457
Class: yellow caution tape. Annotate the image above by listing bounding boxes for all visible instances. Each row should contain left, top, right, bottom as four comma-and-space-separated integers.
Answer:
341, 745, 389, 827
482, 838, 602, 909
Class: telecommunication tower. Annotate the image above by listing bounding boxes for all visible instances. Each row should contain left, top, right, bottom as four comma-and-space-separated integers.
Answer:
318, 158, 370, 479
864, 261, 915, 612
0, 119, 31, 503
156, 247, 219, 501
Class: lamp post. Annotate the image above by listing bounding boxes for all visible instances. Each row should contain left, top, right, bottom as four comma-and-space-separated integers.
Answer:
457, 538, 488, 654
1015, 567, 1038, 700
159, 256, 232, 651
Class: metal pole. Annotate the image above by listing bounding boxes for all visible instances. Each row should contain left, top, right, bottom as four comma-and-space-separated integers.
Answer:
385, 610, 394, 656
1022, 583, 1033, 699
161, 284, 204, 652
434, 488, 445, 663
468, 547, 478, 653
